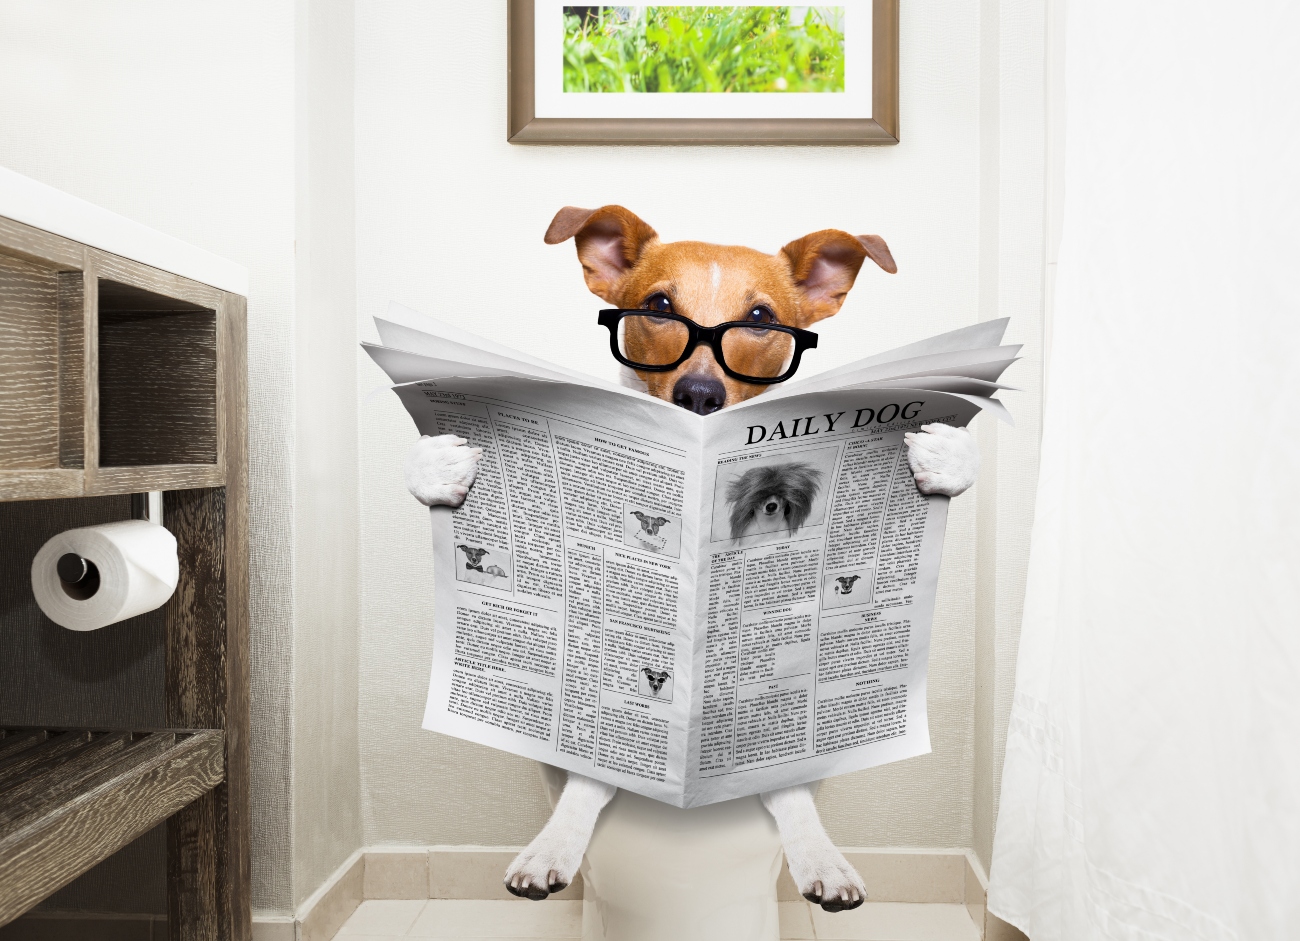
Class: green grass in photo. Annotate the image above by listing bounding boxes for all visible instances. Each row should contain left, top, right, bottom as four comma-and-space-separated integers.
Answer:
562, 6, 845, 93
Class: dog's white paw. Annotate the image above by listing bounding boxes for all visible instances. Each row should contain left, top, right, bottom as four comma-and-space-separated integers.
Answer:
785, 837, 868, 913
763, 784, 866, 913
904, 422, 980, 497
405, 434, 482, 507
503, 831, 584, 901
504, 772, 614, 902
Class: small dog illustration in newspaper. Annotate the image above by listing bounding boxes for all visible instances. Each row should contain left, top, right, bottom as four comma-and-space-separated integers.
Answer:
455, 543, 511, 588
623, 504, 682, 557
727, 462, 823, 541
834, 575, 861, 594
639, 666, 673, 699
822, 569, 873, 611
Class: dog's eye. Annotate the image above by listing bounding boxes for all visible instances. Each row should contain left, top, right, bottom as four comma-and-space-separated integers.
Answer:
643, 293, 674, 315
746, 305, 776, 325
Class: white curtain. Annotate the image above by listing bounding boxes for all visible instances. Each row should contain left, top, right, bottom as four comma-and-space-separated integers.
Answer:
987, 3, 1300, 940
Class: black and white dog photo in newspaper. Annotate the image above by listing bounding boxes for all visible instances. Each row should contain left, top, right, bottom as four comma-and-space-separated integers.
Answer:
638, 666, 673, 699
727, 462, 823, 541
709, 446, 838, 550
822, 570, 876, 611
402, 207, 981, 912
623, 505, 682, 556
454, 543, 512, 590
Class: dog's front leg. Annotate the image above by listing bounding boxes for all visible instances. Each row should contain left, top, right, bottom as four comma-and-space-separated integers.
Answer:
506, 772, 616, 900
762, 784, 866, 912
405, 434, 482, 506
904, 422, 981, 497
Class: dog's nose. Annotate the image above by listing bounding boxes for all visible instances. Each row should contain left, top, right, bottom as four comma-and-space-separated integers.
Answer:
764, 500, 779, 514
672, 374, 726, 415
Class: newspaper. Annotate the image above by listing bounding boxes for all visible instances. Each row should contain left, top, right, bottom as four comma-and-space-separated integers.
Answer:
365, 304, 1017, 808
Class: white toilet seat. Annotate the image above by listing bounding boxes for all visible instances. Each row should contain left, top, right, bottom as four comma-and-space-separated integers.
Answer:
539, 765, 783, 941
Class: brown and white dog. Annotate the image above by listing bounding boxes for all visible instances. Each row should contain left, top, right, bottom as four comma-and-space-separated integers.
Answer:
403, 206, 981, 912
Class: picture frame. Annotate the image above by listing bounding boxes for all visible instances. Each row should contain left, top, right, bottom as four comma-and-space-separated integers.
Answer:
508, 1, 899, 144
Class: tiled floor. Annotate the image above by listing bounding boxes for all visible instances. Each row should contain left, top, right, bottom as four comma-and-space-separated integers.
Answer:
332, 898, 981, 941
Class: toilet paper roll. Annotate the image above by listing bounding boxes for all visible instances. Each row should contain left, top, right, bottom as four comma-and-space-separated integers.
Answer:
31, 520, 179, 631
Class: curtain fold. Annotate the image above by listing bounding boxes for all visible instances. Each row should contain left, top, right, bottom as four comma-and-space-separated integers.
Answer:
987, 3, 1300, 939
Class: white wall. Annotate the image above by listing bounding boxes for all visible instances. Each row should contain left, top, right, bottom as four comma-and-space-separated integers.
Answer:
354, 0, 1044, 856
293, 0, 364, 906
0, 0, 362, 915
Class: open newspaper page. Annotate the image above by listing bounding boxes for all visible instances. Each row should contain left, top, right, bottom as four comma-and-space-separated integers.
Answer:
368, 315, 1013, 807
685, 388, 981, 806
389, 376, 705, 805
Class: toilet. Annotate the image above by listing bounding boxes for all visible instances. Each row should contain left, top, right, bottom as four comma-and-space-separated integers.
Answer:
540, 765, 784, 941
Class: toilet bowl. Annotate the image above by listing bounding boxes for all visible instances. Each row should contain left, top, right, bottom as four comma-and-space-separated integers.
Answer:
539, 764, 783, 941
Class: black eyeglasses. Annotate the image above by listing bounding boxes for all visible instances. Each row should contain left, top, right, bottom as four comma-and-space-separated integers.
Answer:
598, 309, 818, 384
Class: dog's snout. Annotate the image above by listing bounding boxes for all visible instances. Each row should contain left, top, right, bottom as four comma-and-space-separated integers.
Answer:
672, 374, 726, 415
764, 500, 780, 515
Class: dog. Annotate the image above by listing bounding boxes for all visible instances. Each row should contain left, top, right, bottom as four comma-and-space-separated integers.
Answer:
630, 511, 671, 536
457, 544, 507, 578
404, 206, 982, 912
457, 544, 489, 567
727, 462, 823, 541
641, 667, 670, 696
834, 575, 862, 594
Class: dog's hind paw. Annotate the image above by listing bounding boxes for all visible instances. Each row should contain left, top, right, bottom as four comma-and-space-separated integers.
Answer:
503, 848, 579, 902
905, 422, 980, 498
405, 434, 482, 507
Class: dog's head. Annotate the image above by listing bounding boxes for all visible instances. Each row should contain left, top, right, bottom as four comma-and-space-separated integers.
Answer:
726, 462, 823, 540
631, 511, 670, 535
457, 544, 489, 566
546, 205, 896, 414
641, 667, 670, 694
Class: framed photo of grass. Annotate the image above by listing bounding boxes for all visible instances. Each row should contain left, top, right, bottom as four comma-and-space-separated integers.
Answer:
508, 2, 898, 144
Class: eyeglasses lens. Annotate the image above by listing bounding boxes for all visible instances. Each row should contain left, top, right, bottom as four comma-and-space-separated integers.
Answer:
618, 314, 690, 366
720, 326, 795, 379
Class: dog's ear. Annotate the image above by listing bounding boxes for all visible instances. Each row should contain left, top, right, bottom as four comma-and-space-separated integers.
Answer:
779, 230, 897, 326
545, 205, 659, 304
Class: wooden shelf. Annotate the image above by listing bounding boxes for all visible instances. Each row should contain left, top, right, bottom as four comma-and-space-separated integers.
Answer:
1, 180, 249, 937
0, 727, 224, 925
0, 213, 242, 503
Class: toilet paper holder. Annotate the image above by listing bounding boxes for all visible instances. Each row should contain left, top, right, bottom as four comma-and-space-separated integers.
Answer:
130, 491, 163, 526
55, 491, 162, 601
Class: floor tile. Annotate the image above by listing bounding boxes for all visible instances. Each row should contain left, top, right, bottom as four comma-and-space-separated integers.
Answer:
408, 900, 583, 938
780, 900, 817, 939
336, 900, 428, 936
809, 902, 980, 941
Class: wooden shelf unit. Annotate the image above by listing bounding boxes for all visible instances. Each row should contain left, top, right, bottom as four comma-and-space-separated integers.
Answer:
0, 211, 249, 938
0, 728, 225, 925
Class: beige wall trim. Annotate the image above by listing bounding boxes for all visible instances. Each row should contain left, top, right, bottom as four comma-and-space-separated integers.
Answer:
963, 851, 1029, 941
293, 845, 990, 917
6, 847, 1027, 941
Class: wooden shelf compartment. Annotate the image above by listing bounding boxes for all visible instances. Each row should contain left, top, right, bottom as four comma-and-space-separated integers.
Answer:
0, 230, 84, 492
0, 727, 224, 926
0, 214, 242, 503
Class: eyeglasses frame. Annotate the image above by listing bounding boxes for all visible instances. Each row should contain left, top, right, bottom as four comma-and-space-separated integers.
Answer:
597, 309, 818, 385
